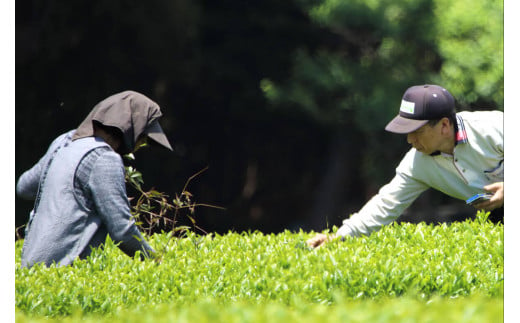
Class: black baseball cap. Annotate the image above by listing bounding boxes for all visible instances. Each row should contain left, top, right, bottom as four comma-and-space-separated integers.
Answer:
385, 84, 456, 134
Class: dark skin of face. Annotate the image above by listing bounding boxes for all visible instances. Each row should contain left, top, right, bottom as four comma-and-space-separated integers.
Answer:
406, 118, 455, 155
93, 126, 122, 152
93, 124, 148, 155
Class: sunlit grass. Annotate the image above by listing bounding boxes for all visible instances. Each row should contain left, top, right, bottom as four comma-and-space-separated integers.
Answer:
16, 211, 503, 321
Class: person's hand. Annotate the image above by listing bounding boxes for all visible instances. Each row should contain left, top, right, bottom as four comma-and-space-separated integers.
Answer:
473, 181, 504, 211
306, 233, 337, 249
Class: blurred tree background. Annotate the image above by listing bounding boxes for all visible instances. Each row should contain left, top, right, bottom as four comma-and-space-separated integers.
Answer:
15, 0, 503, 235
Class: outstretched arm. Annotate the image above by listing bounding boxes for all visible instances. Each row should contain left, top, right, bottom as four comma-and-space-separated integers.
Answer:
307, 163, 428, 248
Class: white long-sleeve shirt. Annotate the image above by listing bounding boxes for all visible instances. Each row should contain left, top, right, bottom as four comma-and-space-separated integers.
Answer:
337, 110, 504, 237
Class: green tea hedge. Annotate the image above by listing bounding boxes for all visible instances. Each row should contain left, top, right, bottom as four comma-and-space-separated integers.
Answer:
16, 295, 503, 323
16, 211, 503, 321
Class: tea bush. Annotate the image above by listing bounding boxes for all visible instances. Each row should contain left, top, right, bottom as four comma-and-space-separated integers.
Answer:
16, 295, 503, 323
15, 211, 503, 321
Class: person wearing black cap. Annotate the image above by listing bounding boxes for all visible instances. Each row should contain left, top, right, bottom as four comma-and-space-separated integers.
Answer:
307, 84, 503, 248
16, 91, 173, 267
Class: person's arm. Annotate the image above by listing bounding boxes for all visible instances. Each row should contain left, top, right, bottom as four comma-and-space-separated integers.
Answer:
477, 111, 504, 211
16, 160, 43, 200
16, 131, 74, 200
472, 181, 504, 211
89, 151, 155, 259
308, 150, 429, 248
336, 170, 428, 237
465, 111, 504, 212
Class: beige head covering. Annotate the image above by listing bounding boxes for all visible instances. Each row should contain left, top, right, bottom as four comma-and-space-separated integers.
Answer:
72, 90, 173, 154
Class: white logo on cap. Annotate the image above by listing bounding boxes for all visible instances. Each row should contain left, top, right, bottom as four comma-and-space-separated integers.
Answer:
400, 100, 415, 114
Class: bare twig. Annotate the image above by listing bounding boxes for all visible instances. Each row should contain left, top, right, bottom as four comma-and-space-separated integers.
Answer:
125, 165, 225, 237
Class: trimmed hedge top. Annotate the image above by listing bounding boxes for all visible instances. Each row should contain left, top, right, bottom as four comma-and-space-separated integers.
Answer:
16, 212, 503, 318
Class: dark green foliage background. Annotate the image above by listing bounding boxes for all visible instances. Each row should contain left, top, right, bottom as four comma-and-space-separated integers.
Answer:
16, 0, 503, 234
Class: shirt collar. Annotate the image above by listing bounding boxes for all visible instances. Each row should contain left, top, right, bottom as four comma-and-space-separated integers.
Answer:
455, 114, 468, 145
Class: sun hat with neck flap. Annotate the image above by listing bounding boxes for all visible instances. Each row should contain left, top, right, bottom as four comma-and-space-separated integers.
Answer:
72, 90, 173, 154
385, 84, 456, 134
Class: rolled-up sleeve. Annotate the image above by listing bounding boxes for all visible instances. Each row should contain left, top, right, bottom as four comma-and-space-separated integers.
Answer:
88, 151, 154, 258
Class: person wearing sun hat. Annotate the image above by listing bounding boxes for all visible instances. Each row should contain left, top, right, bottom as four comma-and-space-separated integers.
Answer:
308, 84, 503, 248
72, 90, 173, 154
16, 90, 173, 267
